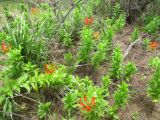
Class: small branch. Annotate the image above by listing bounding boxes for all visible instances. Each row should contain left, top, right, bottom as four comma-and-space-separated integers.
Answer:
14, 93, 40, 104
0, 111, 31, 120
123, 39, 141, 60
76, 64, 88, 68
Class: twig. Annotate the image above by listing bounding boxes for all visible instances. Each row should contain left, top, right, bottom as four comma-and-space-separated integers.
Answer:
15, 93, 40, 104
53, 0, 83, 35
123, 39, 141, 60
0, 111, 31, 120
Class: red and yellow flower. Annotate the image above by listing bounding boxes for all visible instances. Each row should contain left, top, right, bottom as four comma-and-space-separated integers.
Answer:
31, 7, 38, 14
84, 17, 94, 26
79, 95, 96, 112
44, 64, 56, 74
149, 41, 158, 50
1, 41, 11, 53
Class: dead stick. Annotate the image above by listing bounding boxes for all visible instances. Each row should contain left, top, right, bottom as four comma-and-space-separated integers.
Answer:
0, 111, 31, 120
123, 39, 141, 60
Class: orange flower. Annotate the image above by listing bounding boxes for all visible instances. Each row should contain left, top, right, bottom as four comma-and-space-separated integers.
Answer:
31, 7, 38, 14
44, 64, 55, 74
149, 41, 158, 50
79, 95, 96, 112
1, 41, 11, 53
93, 31, 100, 40
84, 17, 94, 25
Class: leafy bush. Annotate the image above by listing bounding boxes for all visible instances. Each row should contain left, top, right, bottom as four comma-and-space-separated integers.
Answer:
38, 102, 51, 119
110, 46, 123, 80
123, 62, 137, 81
3, 46, 24, 79
131, 27, 140, 42
143, 16, 160, 35
109, 81, 130, 119
58, 21, 73, 47
148, 57, 160, 102
78, 27, 94, 62
2, 4, 55, 63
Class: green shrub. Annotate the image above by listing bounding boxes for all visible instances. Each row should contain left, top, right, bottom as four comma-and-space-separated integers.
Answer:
38, 102, 51, 119
123, 62, 137, 81
78, 27, 94, 62
110, 47, 123, 80
148, 57, 160, 102
131, 27, 140, 42
109, 81, 130, 119
143, 16, 160, 35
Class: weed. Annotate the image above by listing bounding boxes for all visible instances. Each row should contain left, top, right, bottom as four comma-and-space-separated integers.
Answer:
131, 27, 140, 42
148, 57, 160, 102
110, 46, 123, 80
38, 102, 51, 119
78, 27, 94, 62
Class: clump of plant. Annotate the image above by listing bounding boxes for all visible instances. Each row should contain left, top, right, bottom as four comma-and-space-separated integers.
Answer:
37, 3, 56, 39
143, 38, 150, 50
110, 47, 137, 81
123, 62, 137, 81
148, 57, 160, 102
109, 81, 130, 119
72, 0, 83, 38
91, 13, 126, 69
3, 46, 24, 79
91, 38, 109, 69
110, 46, 123, 80
131, 27, 140, 42
78, 27, 94, 63
3, 5, 50, 64
58, 21, 73, 47
63, 77, 109, 120
143, 16, 160, 35
38, 102, 51, 119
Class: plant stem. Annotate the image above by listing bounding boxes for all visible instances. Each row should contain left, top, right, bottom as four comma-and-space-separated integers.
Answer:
0, 111, 31, 120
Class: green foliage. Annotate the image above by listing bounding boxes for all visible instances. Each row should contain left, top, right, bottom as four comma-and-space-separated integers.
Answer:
148, 57, 160, 102
79, 85, 108, 120
3, 46, 24, 79
123, 62, 137, 81
78, 27, 94, 62
58, 21, 73, 47
131, 27, 140, 42
4, 12, 47, 63
112, 3, 122, 19
113, 81, 129, 108
63, 91, 78, 116
108, 81, 130, 119
91, 41, 108, 69
110, 47, 123, 80
143, 38, 150, 50
143, 16, 160, 35
112, 14, 126, 33
64, 52, 74, 66
106, 13, 125, 34
73, 1, 83, 29
102, 75, 111, 96
38, 102, 51, 119
92, 15, 125, 69
62, 76, 109, 120
38, 3, 56, 39
0, 65, 73, 119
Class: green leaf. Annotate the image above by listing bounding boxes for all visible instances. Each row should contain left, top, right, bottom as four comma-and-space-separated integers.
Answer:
22, 83, 31, 92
